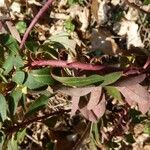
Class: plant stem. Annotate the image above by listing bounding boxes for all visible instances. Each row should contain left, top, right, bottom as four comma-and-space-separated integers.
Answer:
20, 0, 54, 49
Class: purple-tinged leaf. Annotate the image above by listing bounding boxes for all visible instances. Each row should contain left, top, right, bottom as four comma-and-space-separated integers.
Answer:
80, 107, 97, 122
70, 96, 80, 117
59, 86, 94, 97
115, 74, 146, 87
116, 84, 150, 114
80, 93, 106, 122
87, 87, 102, 110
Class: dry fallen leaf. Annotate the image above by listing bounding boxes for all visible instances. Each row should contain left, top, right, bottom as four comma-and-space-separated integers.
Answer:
10, 1, 21, 13
67, 4, 89, 32
6, 21, 21, 43
0, 0, 5, 7
97, 0, 109, 25
91, 28, 120, 55
118, 20, 144, 49
125, 7, 139, 21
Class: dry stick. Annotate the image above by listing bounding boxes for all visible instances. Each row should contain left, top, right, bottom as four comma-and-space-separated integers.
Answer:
125, 0, 150, 14
6, 109, 70, 134
73, 122, 91, 150
20, 0, 54, 49
31, 60, 105, 71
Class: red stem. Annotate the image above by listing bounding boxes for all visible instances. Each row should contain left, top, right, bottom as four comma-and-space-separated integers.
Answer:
20, 0, 54, 49
31, 60, 105, 71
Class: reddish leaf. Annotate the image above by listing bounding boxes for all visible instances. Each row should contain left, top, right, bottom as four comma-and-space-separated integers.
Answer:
87, 87, 102, 110
115, 74, 146, 87
59, 86, 94, 97
92, 93, 106, 119
80, 93, 106, 122
116, 84, 150, 114
70, 96, 80, 117
80, 107, 97, 122
59, 86, 106, 122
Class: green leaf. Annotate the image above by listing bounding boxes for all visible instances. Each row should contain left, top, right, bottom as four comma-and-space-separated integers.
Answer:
52, 74, 104, 87
25, 95, 49, 117
10, 88, 23, 115
92, 123, 101, 147
12, 71, 25, 85
2, 54, 14, 75
24, 68, 54, 89
144, 122, 150, 135
0, 34, 19, 54
105, 86, 122, 100
3, 54, 24, 75
64, 18, 75, 32
13, 55, 24, 69
7, 135, 18, 150
16, 128, 26, 144
68, 0, 84, 5
44, 116, 58, 128
25, 41, 39, 52
15, 21, 27, 34
144, 0, 150, 5
0, 93, 7, 122
101, 72, 122, 86
125, 133, 135, 144
48, 32, 76, 54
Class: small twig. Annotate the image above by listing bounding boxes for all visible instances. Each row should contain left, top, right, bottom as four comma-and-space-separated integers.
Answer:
73, 122, 91, 150
6, 109, 70, 134
31, 60, 105, 71
26, 134, 42, 147
124, 0, 150, 14
20, 0, 54, 49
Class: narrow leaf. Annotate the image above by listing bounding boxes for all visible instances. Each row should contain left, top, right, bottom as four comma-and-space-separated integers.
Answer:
59, 86, 95, 97
25, 95, 49, 117
10, 89, 23, 115
0, 93, 7, 121
52, 74, 104, 87
101, 71, 122, 86
115, 74, 146, 87
6, 21, 21, 43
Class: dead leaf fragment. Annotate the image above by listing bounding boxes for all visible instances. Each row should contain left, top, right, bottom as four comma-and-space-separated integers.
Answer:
6, 21, 21, 42
67, 5, 89, 32
97, 0, 109, 25
10, 1, 21, 13
91, 28, 120, 55
0, 0, 5, 7
118, 20, 144, 49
